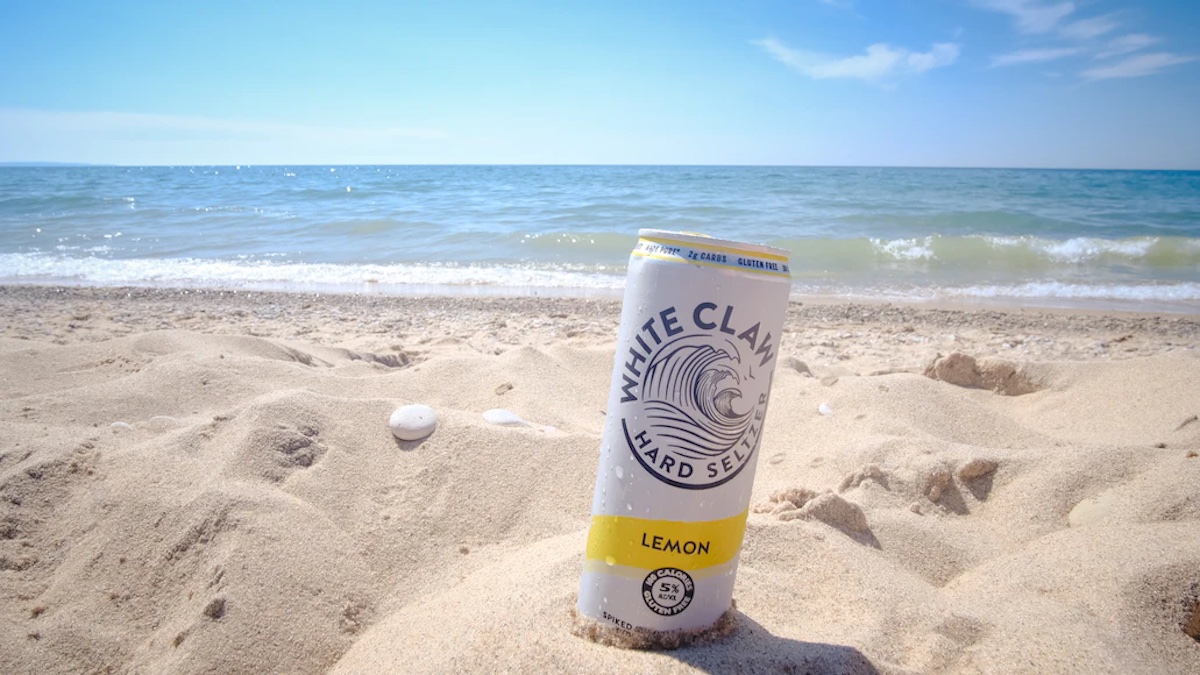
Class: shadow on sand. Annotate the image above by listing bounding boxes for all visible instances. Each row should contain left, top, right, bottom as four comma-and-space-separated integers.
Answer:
668, 610, 882, 674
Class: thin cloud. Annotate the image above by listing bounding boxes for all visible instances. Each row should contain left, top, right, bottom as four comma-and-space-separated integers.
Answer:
971, 0, 1076, 34
754, 38, 959, 83
1096, 33, 1162, 59
1081, 52, 1197, 80
991, 47, 1082, 67
972, 1, 1180, 78
817, 0, 854, 8
1059, 13, 1120, 40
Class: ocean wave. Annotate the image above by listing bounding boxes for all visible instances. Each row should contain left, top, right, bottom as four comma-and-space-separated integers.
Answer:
0, 252, 626, 291
774, 235, 1200, 271
978, 235, 1200, 264
515, 230, 637, 256
947, 281, 1200, 302
3, 244, 1199, 311
872, 237, 936, 261
785, 280, 1200, 312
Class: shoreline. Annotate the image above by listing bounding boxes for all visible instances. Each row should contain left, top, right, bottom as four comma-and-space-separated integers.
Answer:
3, 283, 1197, 376
3, 276, 1197, 316
4, 282, 1197, 329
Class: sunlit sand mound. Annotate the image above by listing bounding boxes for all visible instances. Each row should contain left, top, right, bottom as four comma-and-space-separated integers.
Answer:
1, 288, 1197, 674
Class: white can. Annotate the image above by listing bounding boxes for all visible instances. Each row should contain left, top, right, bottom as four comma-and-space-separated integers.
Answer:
578, 229, 792, 633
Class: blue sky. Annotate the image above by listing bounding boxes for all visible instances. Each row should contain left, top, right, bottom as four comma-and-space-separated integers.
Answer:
1, 0, 1197, 168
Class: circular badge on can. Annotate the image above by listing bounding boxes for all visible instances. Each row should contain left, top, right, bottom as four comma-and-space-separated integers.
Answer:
641, 567, 695, 616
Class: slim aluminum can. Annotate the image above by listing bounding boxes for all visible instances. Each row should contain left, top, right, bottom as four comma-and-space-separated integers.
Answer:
578, 229, 792, 633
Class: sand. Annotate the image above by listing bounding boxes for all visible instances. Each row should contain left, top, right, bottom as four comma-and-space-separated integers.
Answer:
1, 284, 1198, 674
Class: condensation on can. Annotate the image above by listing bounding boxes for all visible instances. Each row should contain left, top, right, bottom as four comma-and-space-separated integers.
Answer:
577, 229, 792, 633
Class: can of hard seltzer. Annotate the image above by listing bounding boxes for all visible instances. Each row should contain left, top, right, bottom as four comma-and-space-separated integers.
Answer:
578, 229, 792, 633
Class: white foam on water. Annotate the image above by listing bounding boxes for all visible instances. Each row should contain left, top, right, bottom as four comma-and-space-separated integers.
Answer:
979, 235, 1190, 264
949, 281, 1200, 302
871, 237, 935, 261
0, 253, 626, 292
1037, 237, 1157, 263
4, 249, 1198, 312
790, 279, 1200, 313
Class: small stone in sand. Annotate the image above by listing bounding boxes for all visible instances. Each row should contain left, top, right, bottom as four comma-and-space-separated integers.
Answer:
388, 404, 437, 441
482, 409, 528, 426
818, 403, 833, 416
782, 356, 811, 376
147, 415, 182, 430
927, 469, 953, 502
203, 597, 226, 620
956, 458, 998, 482
1184, 600, 1200, 641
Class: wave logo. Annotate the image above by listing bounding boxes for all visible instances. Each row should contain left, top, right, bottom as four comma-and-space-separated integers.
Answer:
618, 303, 775, 490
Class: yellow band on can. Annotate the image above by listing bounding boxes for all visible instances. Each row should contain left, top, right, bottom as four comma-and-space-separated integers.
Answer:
585, 510, 749, 572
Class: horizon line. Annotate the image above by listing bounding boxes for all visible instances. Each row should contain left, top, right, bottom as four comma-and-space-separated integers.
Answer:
3, 161, 1199, 172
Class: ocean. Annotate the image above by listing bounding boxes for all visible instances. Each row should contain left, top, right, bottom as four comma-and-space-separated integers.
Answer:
1, 165, 1198, 312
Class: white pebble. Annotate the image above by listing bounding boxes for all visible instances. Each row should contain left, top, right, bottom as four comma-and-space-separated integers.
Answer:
483, 409, 528, 426
147, 415, 181, 428
389, 404, 437, 441
818, 403, 833, 416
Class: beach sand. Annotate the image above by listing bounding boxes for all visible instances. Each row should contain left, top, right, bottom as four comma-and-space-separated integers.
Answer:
1, 284, 1198, 674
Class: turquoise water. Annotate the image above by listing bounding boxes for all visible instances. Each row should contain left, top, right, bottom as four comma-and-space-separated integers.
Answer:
1, 165, 1198, 311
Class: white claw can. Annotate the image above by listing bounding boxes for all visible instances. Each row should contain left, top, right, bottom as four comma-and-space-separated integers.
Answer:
578, 229, 792, 633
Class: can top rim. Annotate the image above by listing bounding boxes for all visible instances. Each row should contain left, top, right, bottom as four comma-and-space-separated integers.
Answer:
637, 229, 790, 259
